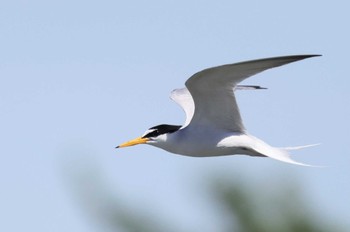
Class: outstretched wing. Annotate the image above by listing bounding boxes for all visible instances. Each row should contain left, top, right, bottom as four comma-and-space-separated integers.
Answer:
170, 85, 268, 128
170, 88, 195, 128
185, 55, 320, 132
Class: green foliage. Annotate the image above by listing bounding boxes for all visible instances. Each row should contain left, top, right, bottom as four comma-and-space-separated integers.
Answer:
210, 177, 336, 232
64, 159, 345, 232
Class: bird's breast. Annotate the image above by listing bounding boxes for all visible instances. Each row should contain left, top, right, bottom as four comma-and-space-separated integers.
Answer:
153, 127, 251, 157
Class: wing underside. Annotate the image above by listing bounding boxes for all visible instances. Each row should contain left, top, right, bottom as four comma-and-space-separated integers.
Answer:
170, 85, 267, 128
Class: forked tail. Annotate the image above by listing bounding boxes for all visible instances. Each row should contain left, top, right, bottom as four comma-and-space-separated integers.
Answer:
253, 140, 320, 166
275, 144, 321, 166
282, 143, 321, 151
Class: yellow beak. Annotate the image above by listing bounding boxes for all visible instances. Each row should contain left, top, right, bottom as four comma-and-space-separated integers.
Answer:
116, 137, 149, 148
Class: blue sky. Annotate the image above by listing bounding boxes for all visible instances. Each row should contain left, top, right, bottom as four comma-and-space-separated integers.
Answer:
1, 0, 349, 231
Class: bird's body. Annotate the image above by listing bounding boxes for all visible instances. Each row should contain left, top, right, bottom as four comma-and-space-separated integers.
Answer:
151, 126, 242, 157
153, 129, 261, 157
150, 126, 291, 162
117, 55, 321, 166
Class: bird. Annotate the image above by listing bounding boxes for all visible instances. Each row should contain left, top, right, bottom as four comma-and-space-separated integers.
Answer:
116, 55, 321, 166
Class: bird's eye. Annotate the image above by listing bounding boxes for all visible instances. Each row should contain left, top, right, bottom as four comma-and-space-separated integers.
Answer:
142, 129, 159, 138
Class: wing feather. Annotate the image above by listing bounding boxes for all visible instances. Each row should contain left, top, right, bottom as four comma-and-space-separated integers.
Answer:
170, 85, 267, 128
185, 55, 320, 132
170, 88, 194, 128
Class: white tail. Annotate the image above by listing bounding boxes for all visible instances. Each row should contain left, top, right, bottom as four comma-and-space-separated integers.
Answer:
251, 137, 320, 166
282, 143, 321, 151
277, 143, 322, 167
261, 147, 315, 167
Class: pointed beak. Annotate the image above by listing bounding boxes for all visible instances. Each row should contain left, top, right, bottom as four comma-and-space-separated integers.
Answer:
116, 137, 149, 148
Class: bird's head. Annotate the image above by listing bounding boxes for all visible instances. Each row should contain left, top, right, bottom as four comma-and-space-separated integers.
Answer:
116, 124, 181, 148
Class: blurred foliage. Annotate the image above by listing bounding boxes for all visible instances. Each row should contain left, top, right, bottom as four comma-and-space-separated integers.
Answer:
63, 158, 345, 232
64, 159, 178, 232
210, 177, 336, 232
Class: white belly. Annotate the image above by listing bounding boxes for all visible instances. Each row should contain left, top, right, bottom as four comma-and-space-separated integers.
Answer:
150, 127, 264, 157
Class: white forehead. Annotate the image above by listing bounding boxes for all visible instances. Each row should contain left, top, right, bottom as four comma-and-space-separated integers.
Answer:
142, 128, 156, 137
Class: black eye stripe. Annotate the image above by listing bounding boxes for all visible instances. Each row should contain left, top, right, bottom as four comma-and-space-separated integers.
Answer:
142, 124, 181, 138
144, 130, 159, 138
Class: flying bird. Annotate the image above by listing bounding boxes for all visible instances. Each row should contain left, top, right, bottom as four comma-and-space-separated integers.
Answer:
117, 55, 321, 166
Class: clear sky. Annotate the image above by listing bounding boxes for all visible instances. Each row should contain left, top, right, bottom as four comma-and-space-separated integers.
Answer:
1, 0, 349, 231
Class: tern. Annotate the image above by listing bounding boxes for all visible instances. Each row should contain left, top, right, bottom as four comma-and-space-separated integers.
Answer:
117, 55, 321, 165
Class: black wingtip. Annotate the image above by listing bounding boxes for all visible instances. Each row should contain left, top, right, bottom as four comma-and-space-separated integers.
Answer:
296, 54, 322, 59
252, 85, 267, 90
236, 85, 268, 90
267, 54, 322, 67
304, 54, 322, 58
283, 54, 322, 60
291, 54, 322, 63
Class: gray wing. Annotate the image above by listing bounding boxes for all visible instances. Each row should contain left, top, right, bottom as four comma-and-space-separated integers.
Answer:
185, 55, 320, 132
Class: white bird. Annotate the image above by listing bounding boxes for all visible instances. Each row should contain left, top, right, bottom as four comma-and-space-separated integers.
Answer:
117, 55, 321, 166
